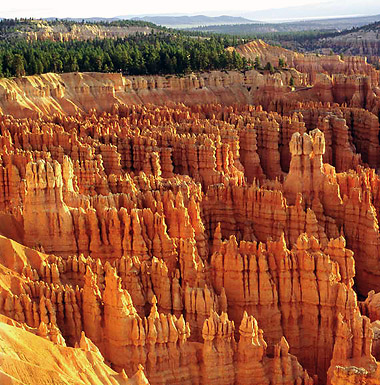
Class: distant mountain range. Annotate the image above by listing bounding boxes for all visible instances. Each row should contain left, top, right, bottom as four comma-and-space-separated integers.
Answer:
41, 15, 257, 28
116, 0, 380, 25
240, 0, 380, 21
13, 6, 380, 33
127, 15, 257, 28
187, 13, 380, 35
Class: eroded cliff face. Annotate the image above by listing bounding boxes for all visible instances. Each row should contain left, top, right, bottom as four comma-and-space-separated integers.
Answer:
309, 26, 380, 67
0, 59, 379, 122
2, 19, 155, 42
0, 314, 150, 385
2, 56, 380, 385
232, 40, 380, 86
0, 70, 297, 119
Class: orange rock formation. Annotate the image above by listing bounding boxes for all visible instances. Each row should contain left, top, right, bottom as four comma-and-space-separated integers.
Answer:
2, 49, 380, 385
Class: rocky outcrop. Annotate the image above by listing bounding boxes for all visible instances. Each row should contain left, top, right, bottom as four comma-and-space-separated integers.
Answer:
2, 19, 155, 42
201, 310, 314, 385
1, 105, 378, 298
0, 314, 150, 385
233, 40, 379, 85
327, 312, 378, 385
306, 24, 380, 67
0, 59, 379, 121
0, 71, 260, 118
23, 158, 77, 254
210, 232, 359, 383
2, 56, 380, 384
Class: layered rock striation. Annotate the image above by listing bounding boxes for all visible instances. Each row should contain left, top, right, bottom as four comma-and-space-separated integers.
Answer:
2, 51, 380, 384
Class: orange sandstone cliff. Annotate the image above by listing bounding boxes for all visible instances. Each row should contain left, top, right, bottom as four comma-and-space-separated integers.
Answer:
1, 46, 380, 385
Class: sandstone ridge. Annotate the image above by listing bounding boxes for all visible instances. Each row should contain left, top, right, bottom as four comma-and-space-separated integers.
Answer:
1, 52, 380, 384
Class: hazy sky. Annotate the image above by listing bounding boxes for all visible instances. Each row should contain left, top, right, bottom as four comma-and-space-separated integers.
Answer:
2, 0, 331, 18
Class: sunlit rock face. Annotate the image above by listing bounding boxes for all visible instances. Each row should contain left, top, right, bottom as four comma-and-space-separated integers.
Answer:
2, 46, 380, 384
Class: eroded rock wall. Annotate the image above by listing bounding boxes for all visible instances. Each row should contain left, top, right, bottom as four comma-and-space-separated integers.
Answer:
2, 57, 380, 385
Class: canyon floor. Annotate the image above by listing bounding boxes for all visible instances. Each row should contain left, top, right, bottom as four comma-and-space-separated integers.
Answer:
2, 43, 380, 385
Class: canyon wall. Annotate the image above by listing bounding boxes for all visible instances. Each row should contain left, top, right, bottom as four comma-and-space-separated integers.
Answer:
1, 100, 380, 385
0, 57, 379, 122
2, 20, 155, 42
1, 46, 380, 384
232, 39, 379, 85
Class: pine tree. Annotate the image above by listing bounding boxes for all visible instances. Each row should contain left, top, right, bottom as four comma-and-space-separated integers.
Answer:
12, 54, 25, 77
254, 56, 261, 69
264, 62, 274, 74
278, 58, 286, 68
